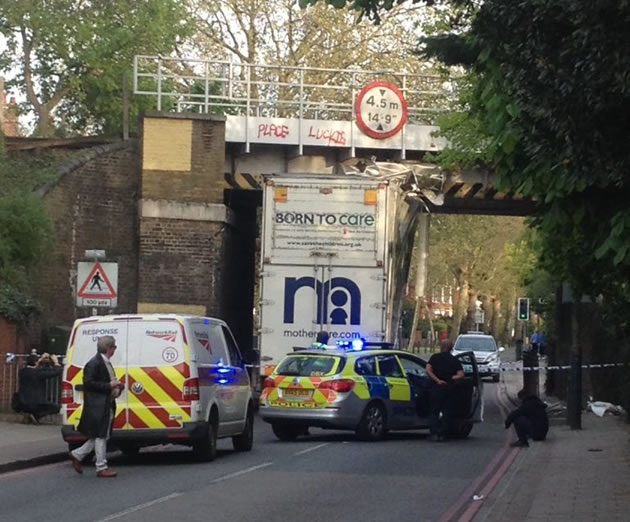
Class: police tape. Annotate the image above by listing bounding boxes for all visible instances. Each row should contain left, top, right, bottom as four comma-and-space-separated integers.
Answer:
499, 362, 628, 371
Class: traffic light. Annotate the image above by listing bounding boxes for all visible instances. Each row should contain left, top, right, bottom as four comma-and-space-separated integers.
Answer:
517, 297, 530, 321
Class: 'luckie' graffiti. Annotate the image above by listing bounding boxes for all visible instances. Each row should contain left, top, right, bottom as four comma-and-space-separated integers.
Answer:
307, 126, 347, 146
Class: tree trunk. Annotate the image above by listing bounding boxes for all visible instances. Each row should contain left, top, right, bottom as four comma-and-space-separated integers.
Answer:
450, 279, 469, 341
424, 300, 435, 347
491, 297, 502, 339
407, 297, 421, 351
34, 107, 53, 137
462, 289, 477, 333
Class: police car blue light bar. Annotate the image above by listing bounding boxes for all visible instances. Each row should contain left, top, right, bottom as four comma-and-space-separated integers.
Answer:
335, 338, 366, 351
352, 339, 365, 351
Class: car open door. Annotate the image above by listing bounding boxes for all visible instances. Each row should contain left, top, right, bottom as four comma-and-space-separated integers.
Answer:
454, 351, 484, 423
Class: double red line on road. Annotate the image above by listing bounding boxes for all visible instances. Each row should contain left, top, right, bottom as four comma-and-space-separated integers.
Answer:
437, 384, 520, 522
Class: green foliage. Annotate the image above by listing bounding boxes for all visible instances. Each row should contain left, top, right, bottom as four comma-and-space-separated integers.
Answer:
464, 2, 630, 289
300, 0, 439, 22
0, 283, 41, 324
0, 0, 194, 136
0, 192, 53, 285
0, 153, 61, 196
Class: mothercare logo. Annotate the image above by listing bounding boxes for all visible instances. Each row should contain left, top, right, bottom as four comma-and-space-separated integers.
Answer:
275, 212, 375, 227
283, 277, 361, 326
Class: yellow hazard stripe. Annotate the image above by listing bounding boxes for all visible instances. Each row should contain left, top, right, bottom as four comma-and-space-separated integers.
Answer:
128, 367, 189, 420
127, 392, 165, 428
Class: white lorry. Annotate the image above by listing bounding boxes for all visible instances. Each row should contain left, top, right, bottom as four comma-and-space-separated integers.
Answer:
257, 173, 421, 378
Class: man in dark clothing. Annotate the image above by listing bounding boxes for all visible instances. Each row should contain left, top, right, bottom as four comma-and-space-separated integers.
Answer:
69, 335, 123, 478
426, 339, 464, 441
505, 389, 549, 447
16, 353, 63, 423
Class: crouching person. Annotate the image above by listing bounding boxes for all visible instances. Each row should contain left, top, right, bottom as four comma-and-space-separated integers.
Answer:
505, 389, 549, 448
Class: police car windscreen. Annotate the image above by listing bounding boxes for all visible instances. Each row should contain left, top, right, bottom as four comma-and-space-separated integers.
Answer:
276, 355, 340, 377
456, 337, 497, 352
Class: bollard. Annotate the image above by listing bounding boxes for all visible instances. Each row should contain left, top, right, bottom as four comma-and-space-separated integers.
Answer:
568, 352, 582, 429
515, 339, 523, 361
522, 348, 539, 397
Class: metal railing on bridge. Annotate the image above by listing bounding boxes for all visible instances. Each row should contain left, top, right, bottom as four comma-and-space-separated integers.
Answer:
133, 56, 460, 125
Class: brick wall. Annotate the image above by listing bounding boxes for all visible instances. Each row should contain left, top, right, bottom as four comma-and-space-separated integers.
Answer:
33, 142, 139, 329
138, 218, 227, 309
141, 113, 226, 204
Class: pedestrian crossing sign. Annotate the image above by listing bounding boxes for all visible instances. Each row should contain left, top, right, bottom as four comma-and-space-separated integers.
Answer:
76, 262, 118, 308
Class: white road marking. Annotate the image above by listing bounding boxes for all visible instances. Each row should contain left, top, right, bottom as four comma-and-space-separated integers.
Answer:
211, 462, 273, 483
293, 443, 329, 456
93, 492, 182, 522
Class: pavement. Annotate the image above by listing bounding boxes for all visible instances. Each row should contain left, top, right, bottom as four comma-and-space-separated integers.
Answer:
474, 354, 630, 521
0, 353, 629, 521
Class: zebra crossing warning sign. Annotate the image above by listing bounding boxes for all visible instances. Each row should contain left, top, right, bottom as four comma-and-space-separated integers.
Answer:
76, 262, 118, 307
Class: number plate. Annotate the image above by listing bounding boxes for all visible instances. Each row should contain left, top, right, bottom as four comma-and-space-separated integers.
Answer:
270, 400, 317, 409
282, 388, 312, 398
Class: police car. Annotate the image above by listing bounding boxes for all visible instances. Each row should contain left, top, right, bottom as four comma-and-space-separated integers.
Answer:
259, 340, 483, 441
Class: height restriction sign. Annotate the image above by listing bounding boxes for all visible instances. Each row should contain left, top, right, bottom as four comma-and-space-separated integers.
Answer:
355, 81, 407, 139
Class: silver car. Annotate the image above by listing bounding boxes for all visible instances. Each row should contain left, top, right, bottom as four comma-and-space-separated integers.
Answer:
452, 333, 504, 382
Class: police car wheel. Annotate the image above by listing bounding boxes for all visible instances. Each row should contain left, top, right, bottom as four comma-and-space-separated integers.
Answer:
356, 402, 387, 442
232, 407, 254, 451
193, 418, 218, 462
271, 422, 302, 441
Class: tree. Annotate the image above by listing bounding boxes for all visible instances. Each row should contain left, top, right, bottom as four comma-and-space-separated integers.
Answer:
420, 214, 525, 341
309, 0, 630, 309
0, 1, 193, 136
192, 0, 444, 112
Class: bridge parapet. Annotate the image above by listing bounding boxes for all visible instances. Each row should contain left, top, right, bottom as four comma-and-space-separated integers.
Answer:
134, 56, 459, 156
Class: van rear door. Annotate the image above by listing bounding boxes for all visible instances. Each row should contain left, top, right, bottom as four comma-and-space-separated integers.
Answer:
124, 318, 192, 430
63, 318, 128, 430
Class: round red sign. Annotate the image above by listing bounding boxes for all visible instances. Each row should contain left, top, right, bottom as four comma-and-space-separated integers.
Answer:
355, 81, 407, 139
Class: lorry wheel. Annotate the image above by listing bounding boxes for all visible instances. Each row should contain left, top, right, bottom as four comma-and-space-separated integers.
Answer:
232, 407, 254, 452
271, 422, 302, 441
356, 402, 387, 441
448, 422, 473, 439
193, 418, 218, 462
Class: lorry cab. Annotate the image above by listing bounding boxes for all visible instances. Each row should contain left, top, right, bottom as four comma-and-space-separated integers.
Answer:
61, 314, 254, 461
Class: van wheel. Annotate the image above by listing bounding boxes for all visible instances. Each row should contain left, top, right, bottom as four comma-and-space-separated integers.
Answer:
232, 407, 254, 452
271, 423, 302, 441
193, 418, 218, 462
492, 374, 500, 383
356, 402, 387, 441
448, 422, 473, 439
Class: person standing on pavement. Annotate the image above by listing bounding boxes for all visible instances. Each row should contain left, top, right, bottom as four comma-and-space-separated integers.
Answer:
15, 353, 63, 423
530, 330, 541, 356
505, 389, 549, 448
426, 339, 465, 441
69, 336, 123, 478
